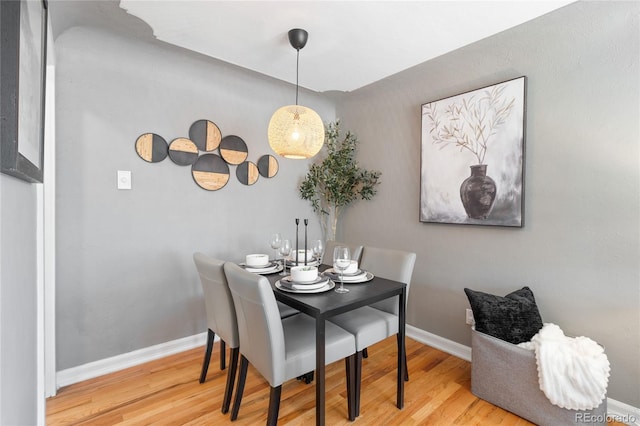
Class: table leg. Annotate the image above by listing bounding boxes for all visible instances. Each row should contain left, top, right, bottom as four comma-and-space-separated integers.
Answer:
397, 287, 406, 409
316, 316, 325, 426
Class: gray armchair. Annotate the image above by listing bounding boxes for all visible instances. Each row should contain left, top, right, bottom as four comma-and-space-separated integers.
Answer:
223, 262, 358, 424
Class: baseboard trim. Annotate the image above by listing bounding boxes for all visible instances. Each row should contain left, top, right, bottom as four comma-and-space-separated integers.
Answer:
406, 324, 472, 361
55, 326, 638, 424
56, 332, 210, 389
607, 398, 640, 426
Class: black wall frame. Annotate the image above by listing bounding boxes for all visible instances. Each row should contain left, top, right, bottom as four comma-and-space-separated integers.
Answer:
0, 0, 48, 183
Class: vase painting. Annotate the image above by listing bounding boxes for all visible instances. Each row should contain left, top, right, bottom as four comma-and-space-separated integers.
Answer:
420, 77, 526, 227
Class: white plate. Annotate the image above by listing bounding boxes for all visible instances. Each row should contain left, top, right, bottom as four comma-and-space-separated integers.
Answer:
240, 262, 283, 274
275, 279, 335, 293
322, 270, 374, 283
285, 258, 320, 267
281, 275, 330, 290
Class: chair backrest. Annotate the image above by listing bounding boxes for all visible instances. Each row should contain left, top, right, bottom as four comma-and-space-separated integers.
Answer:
193, 253, 239, 348
224, 262, 286, 387
322, 240, 364, 266
359, 246, 416, 315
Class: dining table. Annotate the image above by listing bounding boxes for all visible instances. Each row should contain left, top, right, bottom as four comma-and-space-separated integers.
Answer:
264, 263, 407, 426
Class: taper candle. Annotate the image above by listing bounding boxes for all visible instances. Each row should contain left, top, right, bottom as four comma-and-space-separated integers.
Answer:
304, 219, 308, 265
295, 218, 300, 265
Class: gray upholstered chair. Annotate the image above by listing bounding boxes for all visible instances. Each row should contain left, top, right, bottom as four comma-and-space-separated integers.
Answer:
328, 246, 416, 417
193, 253, 299, 413
322, 240, 363, 266
223, 262, 358, 424
193, 252, 240, 414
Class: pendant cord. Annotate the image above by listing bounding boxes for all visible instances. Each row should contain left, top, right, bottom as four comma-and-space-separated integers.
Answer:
295, 48, 300, 105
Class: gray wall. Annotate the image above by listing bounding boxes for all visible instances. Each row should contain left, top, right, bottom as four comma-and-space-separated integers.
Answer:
0, 177, 38, 425
54, 26, 335, 370
337, 1, 639, 406
53, 0, 639, 409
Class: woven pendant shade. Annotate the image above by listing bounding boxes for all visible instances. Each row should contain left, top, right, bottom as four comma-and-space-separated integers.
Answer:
268, 28, 324, 159
268, 105, 324, 159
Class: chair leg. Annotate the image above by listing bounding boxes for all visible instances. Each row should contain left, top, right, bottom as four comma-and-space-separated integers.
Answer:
355, 350, 363, 417
230, 355, 249, 421
304, 371, 314, 384
362, 347, 368, 359
221, 347, 239, 414
266, 385, 282, 426
346, 355, 356, 421
296, 371, 314, 383
199, 329, 215, 383
220, 339, 226, 370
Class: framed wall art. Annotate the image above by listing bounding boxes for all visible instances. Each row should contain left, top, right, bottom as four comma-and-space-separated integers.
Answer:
0, 0, 48, 183
420, 76, 526, 227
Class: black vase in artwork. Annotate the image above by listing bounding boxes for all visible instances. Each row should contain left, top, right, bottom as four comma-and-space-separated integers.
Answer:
460, 164, 497, 219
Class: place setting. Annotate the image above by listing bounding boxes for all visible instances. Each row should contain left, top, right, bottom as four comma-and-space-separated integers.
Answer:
322, 256, 374, 285
239, 253, 283, 275
275, 265, 335, 293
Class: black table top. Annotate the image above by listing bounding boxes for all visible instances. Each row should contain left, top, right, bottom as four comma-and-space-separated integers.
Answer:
266, 264, 406, 319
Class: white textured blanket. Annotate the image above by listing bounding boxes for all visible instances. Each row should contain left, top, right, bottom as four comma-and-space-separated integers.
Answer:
518, 323, 610, 410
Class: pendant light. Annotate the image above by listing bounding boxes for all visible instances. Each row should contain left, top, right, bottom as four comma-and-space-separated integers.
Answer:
268, 28, 325, 159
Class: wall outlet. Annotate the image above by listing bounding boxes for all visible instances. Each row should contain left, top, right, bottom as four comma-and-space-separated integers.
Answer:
465, 308, 475, 325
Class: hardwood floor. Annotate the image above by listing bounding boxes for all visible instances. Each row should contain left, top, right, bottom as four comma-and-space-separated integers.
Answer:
46, 338, 613, 425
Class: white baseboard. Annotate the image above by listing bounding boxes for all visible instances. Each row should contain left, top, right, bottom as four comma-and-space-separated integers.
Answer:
56, 332, 210, 389
55, 326, 638, 425
607, 398, 640, 426
406, 324, 472, 361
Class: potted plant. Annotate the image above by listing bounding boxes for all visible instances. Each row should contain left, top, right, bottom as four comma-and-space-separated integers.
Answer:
299, 120, 381, 241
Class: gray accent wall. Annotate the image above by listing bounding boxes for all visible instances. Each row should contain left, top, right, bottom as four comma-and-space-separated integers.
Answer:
54, 27, 334, 370
52, 0, 639, 410
337, 1, 639, 406
0, 177, 38, 425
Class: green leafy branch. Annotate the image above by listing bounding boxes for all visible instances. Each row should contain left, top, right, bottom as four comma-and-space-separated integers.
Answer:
299, 121, 381, 238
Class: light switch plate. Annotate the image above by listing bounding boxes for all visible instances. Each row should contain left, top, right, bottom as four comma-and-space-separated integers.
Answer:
117, 170, 131, 190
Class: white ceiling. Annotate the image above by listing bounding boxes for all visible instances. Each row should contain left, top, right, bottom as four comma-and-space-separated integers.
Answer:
117, 1, 572, 92
52, 1, 571, 93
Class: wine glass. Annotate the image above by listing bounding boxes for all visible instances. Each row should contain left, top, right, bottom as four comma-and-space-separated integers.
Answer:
312, 239, 324, 264
333, 246, 351, 294
270, 233, 282, 264
279, 239, 291, 276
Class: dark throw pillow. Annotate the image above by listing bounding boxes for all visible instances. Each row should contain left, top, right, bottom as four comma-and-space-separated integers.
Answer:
464, 286, 543, 344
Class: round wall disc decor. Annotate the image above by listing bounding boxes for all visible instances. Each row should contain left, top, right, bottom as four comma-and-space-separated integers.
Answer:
236, 161, 259, 186
189, 119, 222, 152
257, 154, 279, 178
219, 135, 248, 165
135, 133, 168, 163
168, 137, 199, 166
192, 154, 230, 191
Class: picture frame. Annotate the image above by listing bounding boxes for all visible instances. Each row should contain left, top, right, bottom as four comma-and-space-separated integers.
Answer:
0, 0, 48, 183
420, 76, 526, 227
